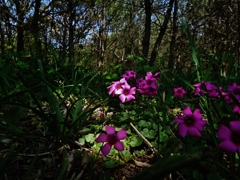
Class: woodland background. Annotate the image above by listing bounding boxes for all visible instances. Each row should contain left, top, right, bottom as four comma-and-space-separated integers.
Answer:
0, 0, 239, 73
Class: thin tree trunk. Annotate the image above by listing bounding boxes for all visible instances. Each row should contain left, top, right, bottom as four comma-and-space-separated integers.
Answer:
149, 0, 174, 66
0, 17, 4, 53
68, 0, 75, 63
98, 0, 106, 68
168, 0, 178, 69
142, 0, 152, 59
32, 0, 41, 59
14, 0, 25, 54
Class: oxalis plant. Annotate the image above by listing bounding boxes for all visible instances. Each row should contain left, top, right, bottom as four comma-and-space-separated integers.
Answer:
88, 68, 240, 179
85, 26, 240, 179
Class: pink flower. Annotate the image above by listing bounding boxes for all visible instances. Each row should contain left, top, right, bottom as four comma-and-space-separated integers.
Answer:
193, 81, 205, 95
217, 121, 240, 155
221, 92, 233, 104
233, 105, 240, 115
116, 83, 136, 103
227, 83, 240, 101
107, 78, 127, 96
174, 87, 186, 98
136, 72, 159, 97
193, 81, 219, 97
145, 71, 160, 81
121, 70, 137, 80
173, 106, 207, 137
95, 126, 127, 156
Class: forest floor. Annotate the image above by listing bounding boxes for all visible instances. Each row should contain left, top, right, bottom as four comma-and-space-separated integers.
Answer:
0, 107, 158, 180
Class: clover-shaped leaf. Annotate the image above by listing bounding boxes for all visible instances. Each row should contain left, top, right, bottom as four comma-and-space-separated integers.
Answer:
127, 136, 143, 147
85, 133, 95, 143
138, 120, 147, 127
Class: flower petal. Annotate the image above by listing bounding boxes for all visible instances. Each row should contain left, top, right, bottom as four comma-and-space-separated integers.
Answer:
129, 87, 136, 94
126, 95, 135, 102
229, 121, 240, 134
106, 126, 115, 135
193, 109, 203, 120
187, 127, 201, 137
116, 129, 127, 140
218, 124, 232, 141
177, 123, 188, 137
218, 140, 237, 154
119, 94, 126, 103
101, 143, 112, 156
194, 120, 207, 131
173, 116, 184, 123
114, 141, 124, 151
95, 133, 108, 142
183, 106, 192, 117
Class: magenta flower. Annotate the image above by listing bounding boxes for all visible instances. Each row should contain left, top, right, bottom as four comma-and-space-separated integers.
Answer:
107, 78, 127, 96
221, 92, 233, 104
145, 71, 160, 81
233, 105, 240, 115
136, 72, 159, 97
193, 81, 219, 97
173, 106, 207, 137
227, 83, 240, 101
193, 81, 206, 95
95, 125, 127, 156
121, 70, 137, 80
116, 83, 136, 103
217, 121, 240, 155
174, 87, 186, 98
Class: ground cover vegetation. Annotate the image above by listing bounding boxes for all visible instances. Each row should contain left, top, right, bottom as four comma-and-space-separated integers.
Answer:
0, 0, 240, 179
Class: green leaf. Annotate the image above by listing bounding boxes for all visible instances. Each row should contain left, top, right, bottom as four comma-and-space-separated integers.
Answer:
120, 150, 134, 162
146, 121, 152, 129
105, 75, 111, 79
111, 73, 118, 79
85, 133, 95, 143
128, 136, 143, 147
141, 128, 156, 139
148, 130, 156, 139
138, 120, 147, 127
104, 159, 119, 168
160, 132, 168, 142
78, 137, 85, 145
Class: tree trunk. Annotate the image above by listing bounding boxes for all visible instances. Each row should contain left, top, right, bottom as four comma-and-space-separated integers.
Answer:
168, 0, 178, 69
149, 0, 175, 66
142, 0, 152, 59
68, 0, 75, 63
32, 0, 41, 60
0, 18, 4, 53
98, 0, 106, 68
14, 0, 25, 54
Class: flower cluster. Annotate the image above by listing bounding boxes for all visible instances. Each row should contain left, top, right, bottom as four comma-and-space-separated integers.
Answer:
191, 81, 240, 115
108, 70, 160, 103
172, 81, 240, 156
121, 70, 137, 80
137, 72, 160, 97
193, 81, 219, 97
95, 125, 127, 156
